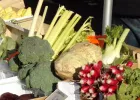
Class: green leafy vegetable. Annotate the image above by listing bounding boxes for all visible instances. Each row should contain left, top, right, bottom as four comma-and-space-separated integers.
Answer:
117, 67, 140, 100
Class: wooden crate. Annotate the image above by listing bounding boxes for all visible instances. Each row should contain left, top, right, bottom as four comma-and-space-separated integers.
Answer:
128, 45, 140, 69
5, 16, 49, 42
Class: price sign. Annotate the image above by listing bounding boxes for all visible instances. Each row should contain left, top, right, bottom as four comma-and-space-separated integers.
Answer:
45, 89, 68, 100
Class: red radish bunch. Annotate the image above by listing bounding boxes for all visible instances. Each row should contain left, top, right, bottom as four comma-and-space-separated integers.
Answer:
79, 61, 133, 99
79, 61, 102, 99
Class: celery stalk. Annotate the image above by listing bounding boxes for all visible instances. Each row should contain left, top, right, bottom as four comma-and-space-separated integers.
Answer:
43, 6, 66, 40
63, 16, 93, 52
36, 6, 48, 38
28, 0, 43, 37
52, 14, 81, 59
47, 10, 73, 46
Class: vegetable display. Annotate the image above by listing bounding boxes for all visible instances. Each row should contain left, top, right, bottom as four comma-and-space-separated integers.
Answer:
0, 1, 139, 100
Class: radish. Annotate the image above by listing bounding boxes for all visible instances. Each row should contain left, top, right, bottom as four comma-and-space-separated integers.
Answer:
126, 61, 133, 67
89, 87, 96, 93
116, 74, 123, 81
92, 61, 102, 73
109, 66, 118, 70
79, 70, 86, 76
102, 73, 110, 79
104, 92, 114, 98
101, 79, 107, 84
111, 68, 121, 74
87, 73, 92, 78
80, 77, 88, 84
119, 66, 124, 72
91, 93, 97, 98
81, 85, 90, 93
90, 70, 99, 78
97, 61, 103, 69
108, 85, 117, 93
106, 78, 119, 85
99, 84, 109, 92
87, 78, 95, 85
82, 64, 92, 73
85, 93, 90, 97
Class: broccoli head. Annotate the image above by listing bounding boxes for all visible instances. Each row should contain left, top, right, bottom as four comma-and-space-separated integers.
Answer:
18, 36, 54, 64
25, 62, 60, 95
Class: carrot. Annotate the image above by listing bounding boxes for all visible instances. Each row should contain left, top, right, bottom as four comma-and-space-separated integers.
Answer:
87, 35, 106, 48
87, 35, 99, 44
137, 97, 140, 100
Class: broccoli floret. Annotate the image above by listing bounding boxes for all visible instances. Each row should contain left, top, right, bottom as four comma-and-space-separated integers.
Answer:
18, 36, 54, 64
18, 64, 35, 80
29, 62, 60, 95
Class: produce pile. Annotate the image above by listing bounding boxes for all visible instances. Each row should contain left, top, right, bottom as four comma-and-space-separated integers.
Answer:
0, 2, 139, 100
0, 6, 32, 20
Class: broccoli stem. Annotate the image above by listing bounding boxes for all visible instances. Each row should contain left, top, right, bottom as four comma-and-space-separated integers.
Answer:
63, 16, 93, 52
52, 14, 81, 59
43, 6, 66, 40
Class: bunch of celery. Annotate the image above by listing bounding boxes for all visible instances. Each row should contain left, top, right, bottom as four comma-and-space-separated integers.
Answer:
102, 26, 130, 65
43, 6, 94, 59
